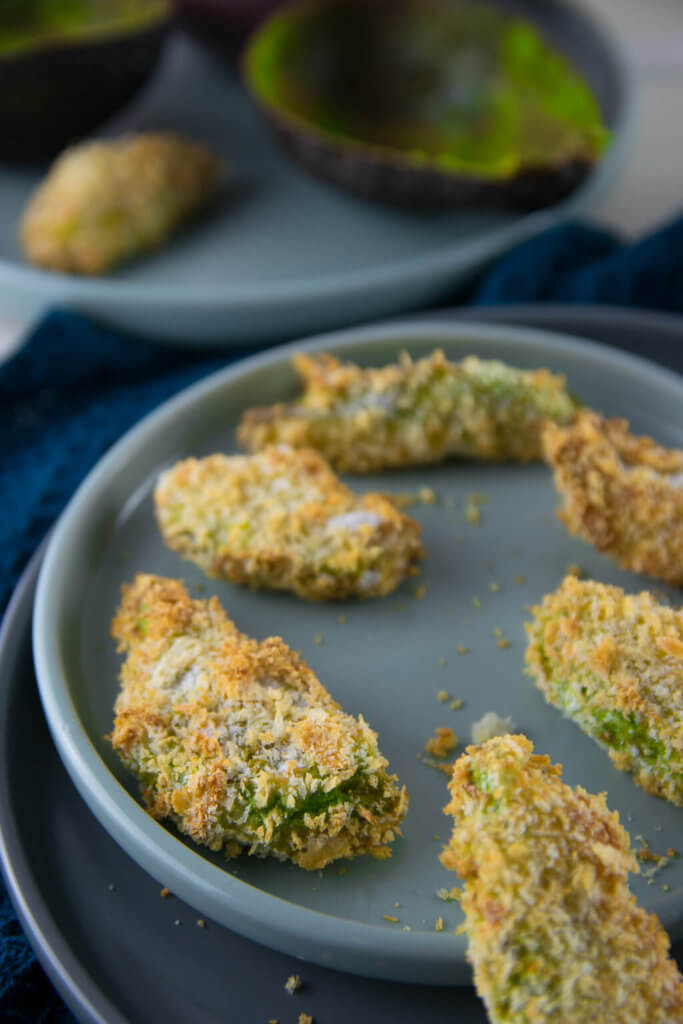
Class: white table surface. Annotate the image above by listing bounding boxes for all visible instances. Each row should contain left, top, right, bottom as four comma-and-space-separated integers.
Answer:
1, 0, 682, 360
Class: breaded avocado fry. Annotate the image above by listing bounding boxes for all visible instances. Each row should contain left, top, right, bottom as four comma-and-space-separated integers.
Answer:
542, 411, 683, 585
441, 734, 683, 1024
525, 575, 683, 805
154, 446, 424, 600
237, 349, 578, 472
110, 575, 408, 869
20, 133, 220, 274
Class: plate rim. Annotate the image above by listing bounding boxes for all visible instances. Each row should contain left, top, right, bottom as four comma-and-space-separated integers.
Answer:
0, 0, 635, 315
0, 547, 124, 1024
31, 315, 683, 985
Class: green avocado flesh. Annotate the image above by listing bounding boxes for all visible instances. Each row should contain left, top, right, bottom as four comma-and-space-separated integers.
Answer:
244, 0, 608, 180
592, 708, 667, 767
0, 0, 168, 54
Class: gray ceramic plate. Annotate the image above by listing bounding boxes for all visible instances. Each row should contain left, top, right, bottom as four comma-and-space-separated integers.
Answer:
0, 0, 634, 346
32, 318, 683, 986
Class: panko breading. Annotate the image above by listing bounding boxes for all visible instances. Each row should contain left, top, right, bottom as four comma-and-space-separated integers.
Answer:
20, 134, 220, 274
441, 735, 683, 1024
525, 575, 683, 805
237, 350, 578, 472
154, 446, 424, 601
542, 411, 683, 584
110, 575, 408, 869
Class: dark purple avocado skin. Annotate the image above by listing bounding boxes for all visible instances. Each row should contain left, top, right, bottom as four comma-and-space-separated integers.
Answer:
0, 17, 169, 164
267, 115, 594, 211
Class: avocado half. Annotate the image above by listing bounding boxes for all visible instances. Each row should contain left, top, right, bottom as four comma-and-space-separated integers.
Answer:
242, 0, 609, 209
0, 1, 171, 163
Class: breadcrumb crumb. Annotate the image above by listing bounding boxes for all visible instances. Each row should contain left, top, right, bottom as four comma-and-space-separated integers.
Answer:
422, 757, 457, 775
425, 727, 458, 757
160, 887, 170, 899
437, 689, 450, 703
466, 501, 482, 526
298, 1014, 313, 1024
470, 712, 516, 745
456, 645, 470, 655
384, 915, 399, 923
435, 916, 444, 932
436, 887, 461, 902
285, 975, 302, 995
450, 698, 463, 711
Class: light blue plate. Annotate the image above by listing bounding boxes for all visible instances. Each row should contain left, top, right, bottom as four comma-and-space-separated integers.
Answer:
32, 319, 683, 985
0, 1, 634, 346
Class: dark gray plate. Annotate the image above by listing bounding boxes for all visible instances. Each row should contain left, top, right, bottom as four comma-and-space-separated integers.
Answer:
31, 312, 683, 986
0, 0, 634, 345
1, 307, 682, 1023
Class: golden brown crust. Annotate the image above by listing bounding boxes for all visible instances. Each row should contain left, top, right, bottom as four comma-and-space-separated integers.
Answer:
441, 735, 683, 1023
542, 412, 683, 584
237, 350, 578, 472
110, 574, 408, 869
20, 134, 220, 274
154, 446, 424, 600
525, 574, 683, 805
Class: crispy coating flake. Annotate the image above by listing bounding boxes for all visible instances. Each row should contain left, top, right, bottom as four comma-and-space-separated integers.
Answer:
110, 575, 408, 869
20, 134, 220, 274
441, 735, 683, 1024
154, 446, 424, 601
525, 575, 683, 805
237, 350, 578, 472
543, 411, 683, 584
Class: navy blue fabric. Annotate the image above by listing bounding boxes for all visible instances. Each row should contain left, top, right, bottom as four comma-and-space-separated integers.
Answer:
2, 213, 683, 1020
473, 215, 683, 308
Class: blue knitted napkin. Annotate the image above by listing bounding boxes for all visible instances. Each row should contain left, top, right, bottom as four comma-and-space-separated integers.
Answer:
2, 214, 683, 1021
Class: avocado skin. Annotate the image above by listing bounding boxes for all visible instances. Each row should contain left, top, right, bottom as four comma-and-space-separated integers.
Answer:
242, 0, 607, 211
267, 115, 593, 210
0, 16, 169, 164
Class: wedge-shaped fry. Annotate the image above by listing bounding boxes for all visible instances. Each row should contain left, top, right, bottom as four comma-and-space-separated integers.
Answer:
237, 350, 578, 472
20, 133, 220, 274
155, 446, 424, 600
110, 575, 408, 869
543, 411, 683, 584
525, 575, 683, 805
441, 734, 683, 1024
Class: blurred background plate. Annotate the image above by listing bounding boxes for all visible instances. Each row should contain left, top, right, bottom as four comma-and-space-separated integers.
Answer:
0, 0, 634, 346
